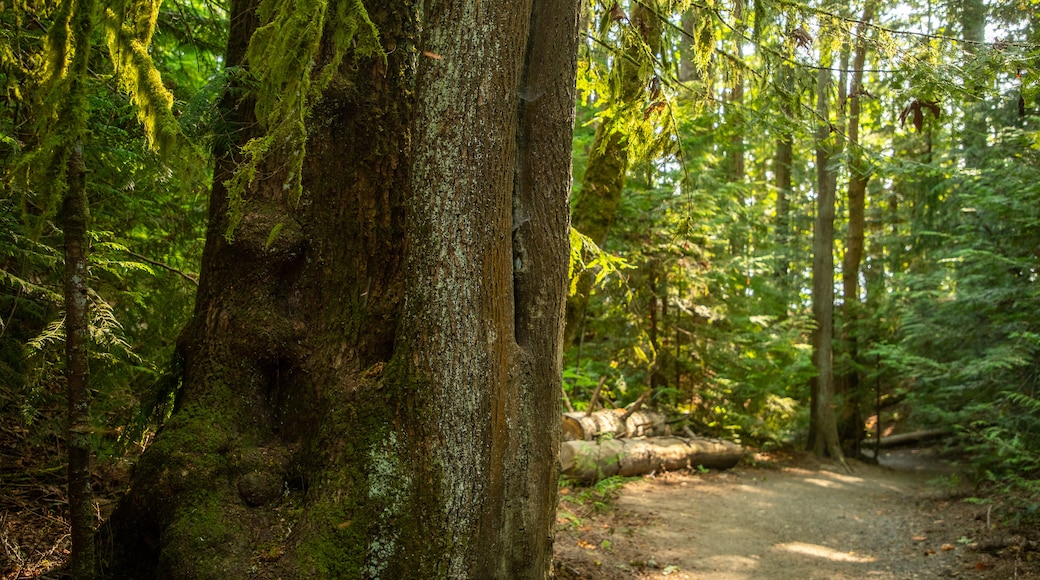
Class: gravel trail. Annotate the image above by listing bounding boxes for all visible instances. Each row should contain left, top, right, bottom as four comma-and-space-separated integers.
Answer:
555, 450, 1026, 579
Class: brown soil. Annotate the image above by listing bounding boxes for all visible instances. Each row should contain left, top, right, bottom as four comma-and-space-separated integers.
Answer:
554, 449, 1040, 579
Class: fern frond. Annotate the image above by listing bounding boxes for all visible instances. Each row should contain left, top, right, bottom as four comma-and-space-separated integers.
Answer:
569, 227, 632, 295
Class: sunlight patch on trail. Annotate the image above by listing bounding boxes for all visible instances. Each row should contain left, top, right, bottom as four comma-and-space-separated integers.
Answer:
774, 541, 877, 563
802, 477, 851, 489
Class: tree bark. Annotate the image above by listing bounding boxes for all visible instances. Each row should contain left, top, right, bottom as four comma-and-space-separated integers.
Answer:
838, 1, 876, 455
808, 55, 847, 468
774, 64, 794, 282
64, 145, 95, 580
100, 0, 580, 577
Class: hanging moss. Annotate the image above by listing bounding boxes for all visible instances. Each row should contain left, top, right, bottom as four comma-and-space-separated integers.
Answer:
11, 0, 200, 232
223, 0, 384, 238
103, 6, 197, 162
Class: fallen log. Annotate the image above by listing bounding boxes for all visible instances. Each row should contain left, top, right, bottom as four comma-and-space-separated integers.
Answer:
869, 428, 948, 448
560, 436, 743, 483
561, 409, 671, 441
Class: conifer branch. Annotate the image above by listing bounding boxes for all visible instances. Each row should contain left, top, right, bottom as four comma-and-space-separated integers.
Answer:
773, 0, 1039, 50
122, 249, 199, 286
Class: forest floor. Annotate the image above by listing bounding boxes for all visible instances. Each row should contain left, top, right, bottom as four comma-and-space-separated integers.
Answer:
3, 429, 1039, 579
554, 447, 1040, 579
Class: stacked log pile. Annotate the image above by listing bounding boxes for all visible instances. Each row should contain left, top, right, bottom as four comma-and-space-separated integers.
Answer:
558, 409, 742, 482
562, 409, 670, 441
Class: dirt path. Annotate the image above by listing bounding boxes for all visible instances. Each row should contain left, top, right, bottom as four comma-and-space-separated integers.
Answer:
555, 450, 1035, 579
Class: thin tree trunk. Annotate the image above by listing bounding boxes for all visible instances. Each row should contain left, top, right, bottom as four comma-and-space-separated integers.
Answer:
960, 0, 987, 167
809, 54, 847, 468
648, 264, 667, 391
57, 0, 98, 573
774, 64, 794, 283
64, 145, 95, 579
838, 1, 876, 454
726, 1, 746, 261
679, 11, 696, 83
727, 51, 745, 184
773, 56, 794, 288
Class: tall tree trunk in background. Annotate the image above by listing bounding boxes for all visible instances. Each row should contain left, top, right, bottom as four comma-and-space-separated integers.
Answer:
774, 64, 794, 283
726, 55, 747, 263
564, 1, 662, 347
725, 0, 746, 262
838, 2, 876, 455
808, 55, 846, 466
64, 145, 95, 579
960, 0, 987, 167
726, 53, 745, 184
678, 11, 698, 83
647, 262, 668, 391
54, 0, 98, 574
100, 0, 579, 576
726, 69, 745, 184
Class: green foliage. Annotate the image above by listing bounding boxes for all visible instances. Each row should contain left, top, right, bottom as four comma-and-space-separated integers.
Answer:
102, 0, 204, 170
558, 475, 634, 525
569, 227, 633, 296
883, 122, 1040, 503
577, 0, 679, 173
0, 0, 220, 465
9, 0, 203, 230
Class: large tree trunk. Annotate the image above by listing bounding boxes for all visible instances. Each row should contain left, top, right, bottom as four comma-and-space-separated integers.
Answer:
100, 0, 580, 577
564, 1, 662, 347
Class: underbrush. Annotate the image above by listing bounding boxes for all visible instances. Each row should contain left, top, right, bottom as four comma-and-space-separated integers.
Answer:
556, 475, 634, 531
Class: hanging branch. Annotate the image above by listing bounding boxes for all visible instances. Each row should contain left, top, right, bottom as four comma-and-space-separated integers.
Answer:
586, 376, 608, 416
620, 388, 652, 423
561, 384, 575, 413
